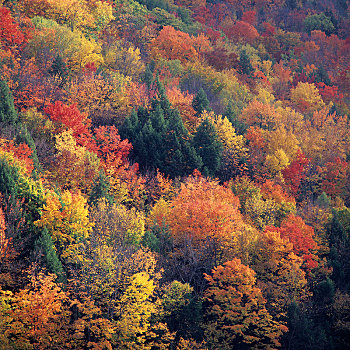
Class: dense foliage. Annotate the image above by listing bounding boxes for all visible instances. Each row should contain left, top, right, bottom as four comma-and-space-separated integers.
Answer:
0, 0, 350, 349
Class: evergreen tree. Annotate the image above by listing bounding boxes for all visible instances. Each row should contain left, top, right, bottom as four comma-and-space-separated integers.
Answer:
15, 125, 41, 172
142, 65, 154, 89
120, 81, 202, 178
48, 54, 68, 87
284, 302, 331, 350
192, 118, 223, 177
34, 228, 66, 283
192, 88, 210, 116
224, 100, 247, 135
327, 209, 350, 291
0, 78, 18, 125
238, 50, 254, 77
89, 170, 113, 206
0, 156, 19, 200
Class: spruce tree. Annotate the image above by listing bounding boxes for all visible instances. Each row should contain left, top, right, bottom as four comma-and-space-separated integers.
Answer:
15, 125, 41, 172
192, 118, 223, 177
121, 80, 202, 178
89, 170, 113, 205
34, 228, 66, 283
0, 78, 18, 125
0, 156, 19, 200
192, 88, 210, 116
238, 50, 254, 76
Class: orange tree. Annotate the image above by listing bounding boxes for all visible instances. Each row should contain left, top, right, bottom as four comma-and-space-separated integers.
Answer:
203, 258, 287, 350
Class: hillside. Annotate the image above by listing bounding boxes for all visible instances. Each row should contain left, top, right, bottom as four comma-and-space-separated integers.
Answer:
0, 0, 350, 349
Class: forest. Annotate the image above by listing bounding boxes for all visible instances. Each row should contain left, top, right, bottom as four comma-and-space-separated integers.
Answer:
0, 0, 349, 349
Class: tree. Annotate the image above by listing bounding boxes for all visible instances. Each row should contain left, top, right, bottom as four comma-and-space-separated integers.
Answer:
0, 207, 9, 262
34, 190, 93, 266
0, 5, 28, 51
203, 258, 287, 350
282, 150, 309, 196
0, 272, 71, 349
290, 82, 327, 117
90, 198, 145, 247
251, 229, 308, 322
120, 81, 202, 178
113, 271, 157, 349
192, 88, 210, 116
44, 100, 91, 137
150, 26, 210, 64
33, 228, 66, 283
160, 176, 243, 292
161, 280, 203, 342
238, 50, 254, 76
266, 214, 319, 271
0, 78, 17, 125
192, 118, 222, 177
304, 13, 335, 36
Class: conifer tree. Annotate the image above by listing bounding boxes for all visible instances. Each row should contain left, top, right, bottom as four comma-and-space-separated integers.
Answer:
192, 118, 223, 177
192, 88, 210, 116
120, 81, 202, 177
34, 228, 66, 283
15, 125, 41, 172
0, 78, 17, 125
89, 170, 113, 206
238, 50, 254, 76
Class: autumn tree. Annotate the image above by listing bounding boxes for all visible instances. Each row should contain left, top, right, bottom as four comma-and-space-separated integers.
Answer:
0, 272, 71, 349
151, 26, 210, 64
251, 229, 308, 322
158, 175, 244, 292
290, 82, 327, 117
203, 258, 287, 350
34, 190, 93, 266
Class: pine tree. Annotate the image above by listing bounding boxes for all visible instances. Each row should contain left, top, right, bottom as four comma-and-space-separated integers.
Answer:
121, 81, 202, 177
238, 50, 254, 76
192, 88, 210, 116
224, 100, 247, 135
15, 125, 41, 172
34, 228, 66, 283
192, 118, 223, 177
0, 78, 18, 125
48, 54, 68, 87
0, 157, 19, 200
89, 170, 113, 206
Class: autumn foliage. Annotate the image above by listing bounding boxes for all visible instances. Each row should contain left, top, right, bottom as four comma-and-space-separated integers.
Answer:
0, 0, 350, 348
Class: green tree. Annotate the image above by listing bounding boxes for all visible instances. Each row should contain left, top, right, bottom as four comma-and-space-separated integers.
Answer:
192, 118, 222, 177
120, 81, 202, 178
15, 125, 41, 173
0, 78, 17, 125
238, 50, 254, 76
33, 228, 66, 283
304, 13, 335, 36
192, 88, 210, 116
89, 170, 113, 206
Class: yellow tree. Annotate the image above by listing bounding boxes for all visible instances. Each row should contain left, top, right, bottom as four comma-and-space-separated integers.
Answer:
265, 126, 299, 175
290, 82, 327, 117
34, 190, 93, 265
204, 259, 287, 350
90, 198, 145, 247
114, 271, 157, 349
